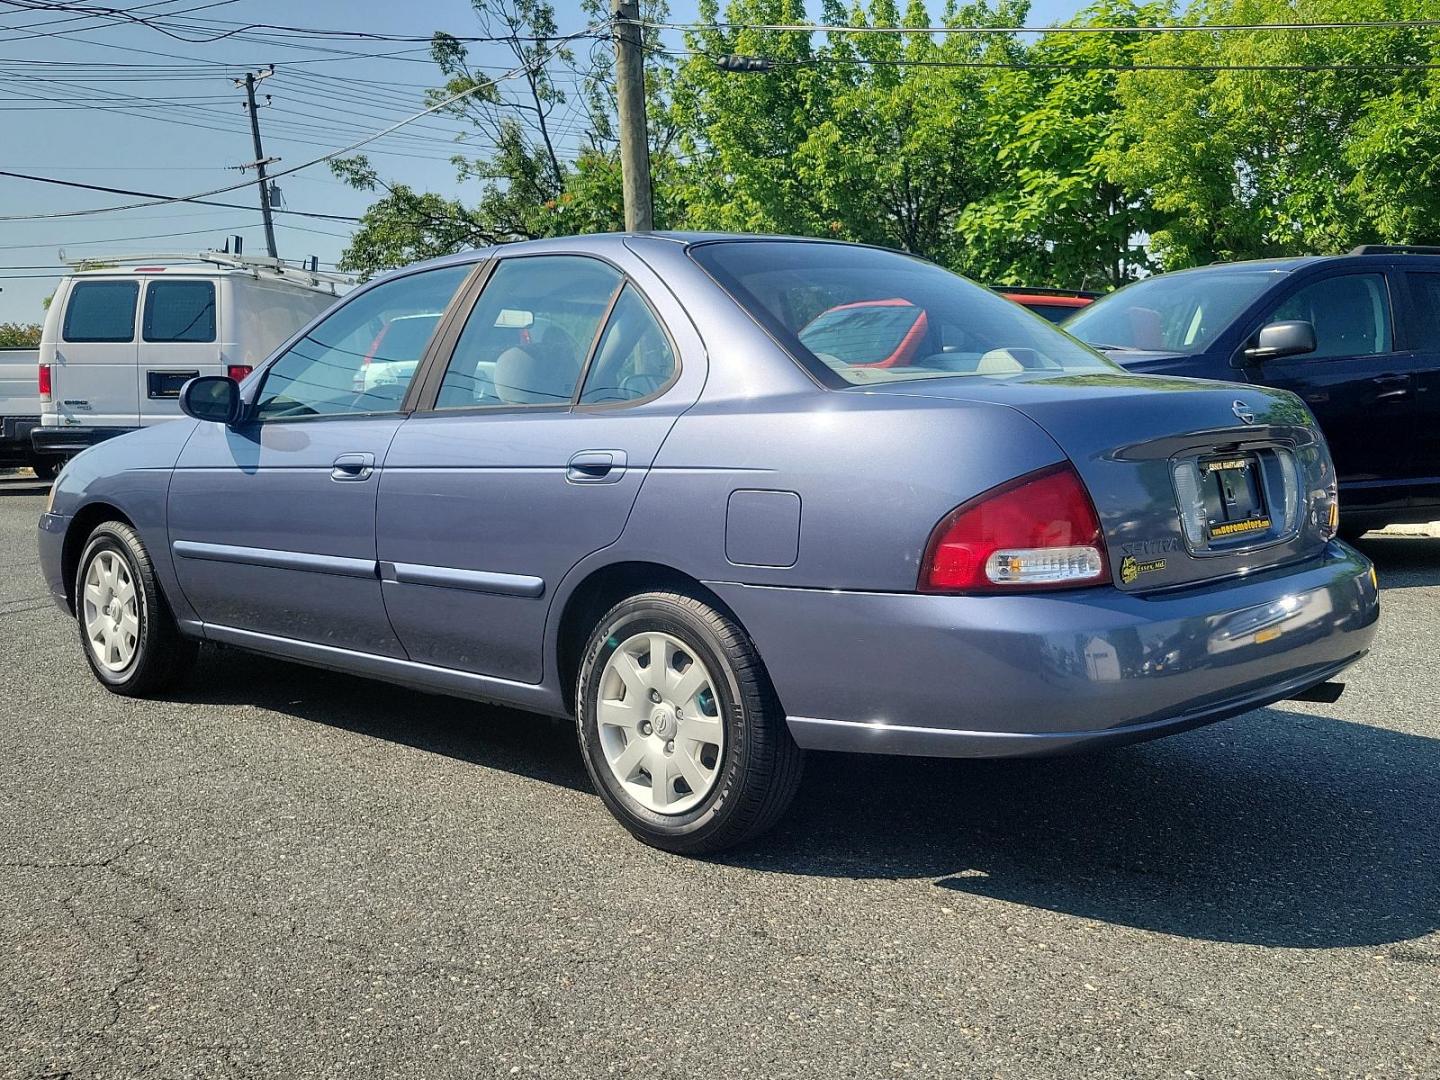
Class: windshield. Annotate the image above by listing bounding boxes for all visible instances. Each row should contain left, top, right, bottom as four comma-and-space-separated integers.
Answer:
1065, 270, 1280, 355
690, 241, 1114, 386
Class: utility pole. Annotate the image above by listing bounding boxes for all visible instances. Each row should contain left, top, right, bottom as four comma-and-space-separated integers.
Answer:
611, 0, 652, 232
235, 66, 279, 259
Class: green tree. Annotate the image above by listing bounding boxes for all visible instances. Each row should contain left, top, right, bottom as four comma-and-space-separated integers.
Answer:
1105, 0, 1440, 269
956, 0, 1165, 288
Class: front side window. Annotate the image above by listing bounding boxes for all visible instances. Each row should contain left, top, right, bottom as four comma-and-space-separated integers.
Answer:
254, 264, 470, 421
1267, 273, 1392, 359
143, 280, 216, 343
1066, 269, 1281, 355
436, 256, 623, 408
691, 241, 1113, 386
63, 280, 139, 343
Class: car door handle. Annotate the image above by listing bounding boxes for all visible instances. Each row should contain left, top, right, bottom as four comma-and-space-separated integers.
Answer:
566, 449, 627, 483
1372, 375, 1412, 401
331, 452, 375, 482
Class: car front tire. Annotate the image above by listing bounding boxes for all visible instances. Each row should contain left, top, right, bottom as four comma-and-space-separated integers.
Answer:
75, 521, 197, 696
576, 591, 804, 855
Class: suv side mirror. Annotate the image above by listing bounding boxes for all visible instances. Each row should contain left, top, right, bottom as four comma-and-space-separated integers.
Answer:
179, 375, 242, 425
1244, 320, 1317, 362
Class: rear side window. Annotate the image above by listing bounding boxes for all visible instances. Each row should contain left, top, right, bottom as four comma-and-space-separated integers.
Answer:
579, 285, 677, 404
62, 280, 138, 343
1405, 272, 1440, 345
143, 280, 216, 343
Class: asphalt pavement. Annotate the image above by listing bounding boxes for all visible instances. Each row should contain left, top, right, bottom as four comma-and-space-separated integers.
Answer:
1, 477, 1436, 1079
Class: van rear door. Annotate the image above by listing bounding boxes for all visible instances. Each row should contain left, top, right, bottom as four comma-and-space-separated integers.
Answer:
137, 276, 219, 426
53, 277, 140, 430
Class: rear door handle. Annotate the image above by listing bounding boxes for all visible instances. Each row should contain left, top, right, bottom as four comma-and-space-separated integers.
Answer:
566, 449, 627, 483
1373, 374, 1413, 401
331, 452, 375, 482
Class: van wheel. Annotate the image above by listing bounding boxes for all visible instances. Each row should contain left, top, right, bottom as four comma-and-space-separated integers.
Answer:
29, 457, 59, 482
575, 591, 804, 855
75, 521, 197, 696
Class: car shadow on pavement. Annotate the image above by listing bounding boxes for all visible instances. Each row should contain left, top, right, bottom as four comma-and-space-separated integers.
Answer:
178, 648, 593, 795
735, 711, 1440, 949
1353, 534, 1440, 589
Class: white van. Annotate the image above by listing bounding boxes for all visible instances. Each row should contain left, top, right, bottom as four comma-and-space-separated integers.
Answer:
34, 252, 345, 458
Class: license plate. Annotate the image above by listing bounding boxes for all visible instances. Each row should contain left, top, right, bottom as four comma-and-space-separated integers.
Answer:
1200, 455, 1271, 541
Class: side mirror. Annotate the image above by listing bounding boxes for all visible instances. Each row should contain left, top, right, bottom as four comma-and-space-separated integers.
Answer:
1244, 320, 1317, 362
179, 375, 242, 425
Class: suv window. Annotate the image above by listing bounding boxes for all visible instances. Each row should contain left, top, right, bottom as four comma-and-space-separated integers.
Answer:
578, 285, 676, 404
1405, 272, 1440, 344
143, 280, 216, 343
435, 256, 623, 409
254, 264, 470, 421
1268, 273, 1392, 359
63, 280, 139, 343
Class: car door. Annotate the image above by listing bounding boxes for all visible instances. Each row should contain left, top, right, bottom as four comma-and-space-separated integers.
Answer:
1237, 269, 1420, 511
167, 262, 475, 656
376, 252, 699, 684
1396, 269, 1440, 506
53, 277, 140, 431
137, 276, 220, 427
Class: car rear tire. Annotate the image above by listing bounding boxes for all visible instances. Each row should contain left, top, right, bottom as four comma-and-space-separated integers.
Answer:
75, 521, 197, 696
575, 591, 804, 855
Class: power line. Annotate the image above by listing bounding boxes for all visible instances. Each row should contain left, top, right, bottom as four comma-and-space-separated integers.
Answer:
0, 169, 362, 221
0, 21, 606, 222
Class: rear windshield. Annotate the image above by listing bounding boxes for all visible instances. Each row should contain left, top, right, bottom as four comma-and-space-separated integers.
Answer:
689, 241, 1112, 386
1065, 270, 1280, 354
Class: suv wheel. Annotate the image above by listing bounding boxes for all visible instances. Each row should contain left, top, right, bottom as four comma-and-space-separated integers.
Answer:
576, 591, 804, 854
76, 521, 197, 696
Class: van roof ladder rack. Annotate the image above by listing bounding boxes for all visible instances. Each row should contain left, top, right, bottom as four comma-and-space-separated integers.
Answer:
57, 249, 353, 292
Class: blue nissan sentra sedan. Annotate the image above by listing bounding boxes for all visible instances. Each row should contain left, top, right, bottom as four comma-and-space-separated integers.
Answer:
38, 234, 1380, 853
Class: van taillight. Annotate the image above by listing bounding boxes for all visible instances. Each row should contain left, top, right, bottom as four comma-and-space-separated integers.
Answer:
919, 463, 1109, 592
38, 362, 51, 402
227, 364, 253, 382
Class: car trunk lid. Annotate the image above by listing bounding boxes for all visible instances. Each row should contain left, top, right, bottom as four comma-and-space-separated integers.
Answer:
846, 372, 1336, 591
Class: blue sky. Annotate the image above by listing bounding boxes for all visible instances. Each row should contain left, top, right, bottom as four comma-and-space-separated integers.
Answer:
0, 0, 1085, 322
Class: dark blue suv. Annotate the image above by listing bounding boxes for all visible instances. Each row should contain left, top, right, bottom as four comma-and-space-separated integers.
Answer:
1066, 245, 1440, 537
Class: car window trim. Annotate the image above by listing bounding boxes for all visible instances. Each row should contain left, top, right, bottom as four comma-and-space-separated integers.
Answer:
1244, 268, 1398, 363
61, 278, 141, 344
247, 259, 488, 426
411, 251, 682, 416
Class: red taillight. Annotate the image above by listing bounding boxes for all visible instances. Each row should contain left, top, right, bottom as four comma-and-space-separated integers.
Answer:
38, 362, 51, 402
227, 364, 253, 382
920, 463, 1110, 592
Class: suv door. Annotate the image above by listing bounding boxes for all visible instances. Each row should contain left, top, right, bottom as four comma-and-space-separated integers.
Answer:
53, 278, 140, 431
167, 262, 474, 654
1397, 270, 1440, 509
1237, 270, 1419, 513
376, 253, 700, 684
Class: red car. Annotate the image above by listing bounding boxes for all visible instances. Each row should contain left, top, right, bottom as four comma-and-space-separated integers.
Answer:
996, 287, 1097, 324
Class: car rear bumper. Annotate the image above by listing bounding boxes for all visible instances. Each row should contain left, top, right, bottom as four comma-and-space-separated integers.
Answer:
31, 426, 135, 455
707, 540, 1379, 758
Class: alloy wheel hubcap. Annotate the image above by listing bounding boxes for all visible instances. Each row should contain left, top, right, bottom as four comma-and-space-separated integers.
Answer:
596, 631, 724, 815
82, 550, 140, 672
